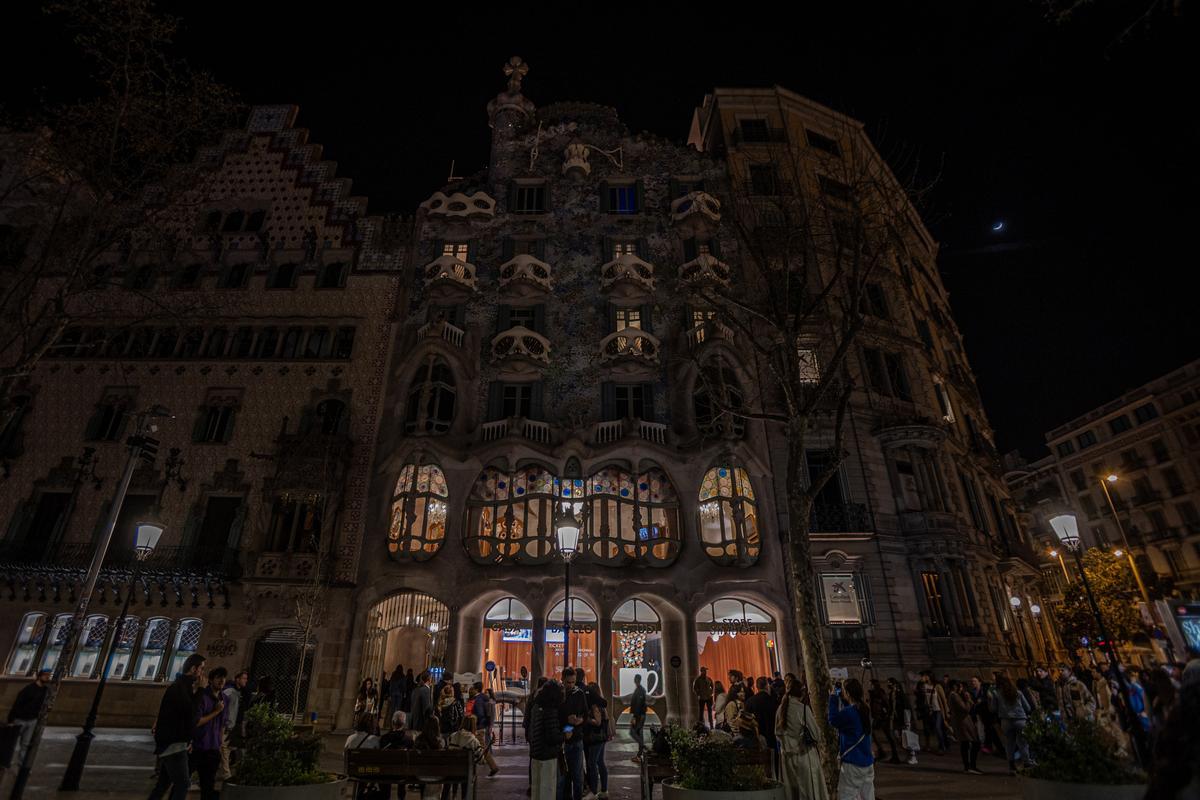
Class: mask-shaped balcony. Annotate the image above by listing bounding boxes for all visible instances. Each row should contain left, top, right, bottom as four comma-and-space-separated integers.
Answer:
679, 254, 731, 290
599, 328, 661, 366
491, 326, 551, 366
498, 254, 553, 293
671, 191, 722, 236
420, 190, 497, 219
424, 255, 478, 292
600, 254, 655, 294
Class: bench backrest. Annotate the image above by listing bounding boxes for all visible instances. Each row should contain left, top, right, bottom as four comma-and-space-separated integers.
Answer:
345, 748, 474, 781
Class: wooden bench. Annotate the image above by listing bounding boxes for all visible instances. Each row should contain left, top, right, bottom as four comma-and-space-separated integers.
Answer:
345, 748, 476, 800
639, 747, 772, 800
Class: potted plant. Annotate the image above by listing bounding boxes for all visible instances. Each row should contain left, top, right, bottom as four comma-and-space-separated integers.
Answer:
1020, 716, 1145, 800
223, 703, 347, 800
662, 725, 785, 800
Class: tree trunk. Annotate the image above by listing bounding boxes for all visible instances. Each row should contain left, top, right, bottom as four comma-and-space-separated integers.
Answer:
784, 428, 839, 793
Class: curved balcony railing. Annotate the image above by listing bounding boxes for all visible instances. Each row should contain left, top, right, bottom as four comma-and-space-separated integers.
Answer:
420, 190, 496, 219
599, 328, 660, 365
417, 319, 466, 349
679, 254, 731, 289
491, 326, 551, 365
424, 255, 478, 291
498, 254, 553, 292
600, 254, 655, 292
670, 191, 722, 228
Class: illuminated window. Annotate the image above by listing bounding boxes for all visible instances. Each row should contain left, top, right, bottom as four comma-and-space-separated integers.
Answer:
69, 615, 109, 678
582, 466, 680, 565
698, 466, 760, 565
388, 464, 449, 561
133, 617, 171, 681
166, 619, 203, 679
614, 308, 642, 330
482, 598, 534, 694
5, 612, 46, 675
442, 242, 470, 260
466, 466, 560, 564
612, 241, 638, 259
39, 614, 74, 674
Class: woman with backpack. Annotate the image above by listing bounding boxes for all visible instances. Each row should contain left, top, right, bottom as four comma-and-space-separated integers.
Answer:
777, 675, 827, 800
828, 678, 875, 800
583, 681, 611, 799
528, 680, 565, 800
436, 683, 463, 745
988, 674, 1033, 775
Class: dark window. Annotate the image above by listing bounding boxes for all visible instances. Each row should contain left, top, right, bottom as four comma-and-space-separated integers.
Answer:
266, 496, 323, 552
126, 264, 156, 291
126, 328, 153, 358
219, 264, 248, 289
151, 328, 178, 359
603, 383, 650, 421
862, 348, 888, 394
176, 263, 202, 289
20, 492, 71, 561
229, 327, 254, 359
915, 320, 934, 352
1163, 466, 1184, 496
864, 284, 890, 319
178, 328, 205, 359
1150, 438, 1169, 463
1076, 430, 1098, 449
194, 497, 242, 563
883, 354, 912, 401
806, 450, 845, 509
202, 210, 223, 233
920, 572, 949, 634
608, 184, 639, 214
739, 119, 770, 142
819, 176, 854, 203
315, 399, 348, 436
1069, 469, 1087, 491
1178, 501, 1199, 524
317, 262, 347, 289
221, 211, 244, 232
1079, 494, 1099, 519
194, 404, 236, 444
1056, 441, 1075, 457
405, 359, 455, 434
244, 210, 266, 232
749, 165, 779, 196
252, 327, 279, 358
202, 329, 227, 359
52, 327, 83, 357
502, 383, 533, 418
806, 129, 841, 156
509, 306, 537, 330
0, 395, 30, 456
693, 364, 745, 438
512, 184, 546, 214
267, 264, 297, 289
1120, 449, 1142, 470
86, 395, 130, 441
333, 327, 356, 359
1109, 415, 1132, 435
1133, 403, 1159, 424
959, 471, 986, 532
303, 329, 331, 359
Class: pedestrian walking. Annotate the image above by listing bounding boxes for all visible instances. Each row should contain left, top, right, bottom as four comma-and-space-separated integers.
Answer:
558, 668, 589, 800
948, 680, 982, 775
867, 679, 897, 763
693, 666, 715, 728
4, 667, 49, 770
629, 673, 648, 762
389, 664, 406, 718
191, 667, 228, 800
469, 682, 501, 776
988, 674, 1032, 774
529, 680, 565, 800
582, 681, 610, 800
829, 678, 875, 800
919, 672, 948, 754
148, 653, 206, 800
776, 675, 827, 800
356, 677, 380, 717
886, 677, 917, 765
217, 669, 248, 781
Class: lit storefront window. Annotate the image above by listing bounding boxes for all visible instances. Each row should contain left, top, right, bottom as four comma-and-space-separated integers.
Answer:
166, 619, 203, 679
695, 598, 777, 681
39, 614, 74, 674
546, 597, 597, 679
69, 615, 109, 677
612, 599, 664, 700
109, 617, 140, 679
481, 597, 534, 697
133, 617, 171, 681
388, 463, 449, 560
5, 612, 47, 676
698, 466, 760, 565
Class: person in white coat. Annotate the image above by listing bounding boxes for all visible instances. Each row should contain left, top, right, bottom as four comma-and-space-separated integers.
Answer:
776, 675, 828, 800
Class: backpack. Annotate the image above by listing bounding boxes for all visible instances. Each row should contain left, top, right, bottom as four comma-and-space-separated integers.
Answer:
465, 697, 476, 717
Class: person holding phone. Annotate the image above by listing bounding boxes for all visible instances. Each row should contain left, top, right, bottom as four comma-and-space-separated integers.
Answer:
557, 668, 588, 800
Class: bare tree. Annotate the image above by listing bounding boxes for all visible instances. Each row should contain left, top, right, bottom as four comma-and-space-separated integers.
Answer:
684, 114, 934, 788
0, 0, 238, 428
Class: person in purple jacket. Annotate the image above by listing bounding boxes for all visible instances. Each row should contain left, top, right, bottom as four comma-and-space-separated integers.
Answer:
191, 667, 229, 800
828, 678, 875, 800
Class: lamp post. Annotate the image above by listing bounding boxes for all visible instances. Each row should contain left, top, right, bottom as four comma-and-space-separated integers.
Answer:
60, 522, 163, 790
11, 406, 170, 800
1048, 548, 1071, 583
1098, 474, 1156, 621
555, 502, 581, 672
1008, 595, 1032, 667
1048, 513, 1149, 767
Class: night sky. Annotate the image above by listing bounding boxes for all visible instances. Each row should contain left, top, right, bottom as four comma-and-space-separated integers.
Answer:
4, 2, 1195, 457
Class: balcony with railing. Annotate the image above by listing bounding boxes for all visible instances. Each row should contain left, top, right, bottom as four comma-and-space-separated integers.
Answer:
424, 255, 478, 292
686, 318, 735, 348
491, 326, 551, 366
600, 254, 655, 294
419, 190, 496, 219
417, 319, 465, 349
670, 191, 721, 235
590, 418, 669, 447
599, 328, 660, 367
810, 503, 873, 534
479, 417, 552, 446
0, 541, 240, 575
679, 254, 732, 289
498, 254, 553, 292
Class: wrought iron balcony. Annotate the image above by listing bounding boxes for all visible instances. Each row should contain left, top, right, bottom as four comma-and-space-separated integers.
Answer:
679, 254, 731, 289
809, 502, 873, 534
419, 190, 496, 219
498, 254, 553, 292
0, 542, 240, 577
423, 255, 478, 292
598, 328, 660, 366
600, 254, 655, 293
491, 326, 551, 365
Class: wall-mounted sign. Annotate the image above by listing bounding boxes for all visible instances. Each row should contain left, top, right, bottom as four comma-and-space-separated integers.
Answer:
485, 661, 496, 673
821, 574, 862, 625
670, 655, 682, 669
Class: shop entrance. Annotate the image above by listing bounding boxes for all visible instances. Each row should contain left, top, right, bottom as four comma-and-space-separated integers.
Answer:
546, 597, 597, 679
481, 597, 534, 698
361, 591, 450, 685
695, 598, 778, 684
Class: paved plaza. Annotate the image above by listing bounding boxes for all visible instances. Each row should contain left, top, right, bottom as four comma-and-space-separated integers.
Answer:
0, 726, 1026, 799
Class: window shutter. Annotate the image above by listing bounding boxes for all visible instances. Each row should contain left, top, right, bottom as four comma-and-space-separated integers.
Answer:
192, 407, 208, 443
487, 382, 503, 421
598, 181, 610, 213
542, 182, 551, 214
450, 305, 466, 328
634, 179, 645, 212
683, 238, 697, 261
5, 501, 33, 548
600, 382, 616, 421
696, 179, 706, 192
497, 305, 512, 333
815, 575, 830, 625
640, 304, 654, 334
466, 240, 479, 264
531, 382, 545, 420
606, 303, 618, 332
83, 407, 103, 441
856, 573, 876, 625
431, 239, 443, 260
222, 409, 236, 443
532, 304, 546, 334
641, 383, 656, 422
501, 238, 515, 261
507, 182, 518, 213
601, 237, 612, 262
533, 239, 546, 260
47, 494, 77, 553
636, 238, 648, 259
227, 503, 248, 549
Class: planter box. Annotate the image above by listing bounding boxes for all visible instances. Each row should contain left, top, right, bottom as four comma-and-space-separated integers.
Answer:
1021, 777, 1145, 800
223, 776, 347, 800
663, 780, 786, 800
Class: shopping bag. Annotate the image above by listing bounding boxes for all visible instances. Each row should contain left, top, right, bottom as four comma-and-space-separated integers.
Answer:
901, 729, 921, 752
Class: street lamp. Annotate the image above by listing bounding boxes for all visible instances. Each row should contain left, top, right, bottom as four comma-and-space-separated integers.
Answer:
1048, 548, 1071, 583
60, 521, 162, 790
1048, 513, 1148, 767
555, 502, 581, 672
1096, 473, 1156, 621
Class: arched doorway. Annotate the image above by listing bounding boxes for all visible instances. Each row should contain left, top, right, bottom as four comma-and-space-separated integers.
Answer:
546, 597, 597, 679
481, 597, 534, 697
250, 627, 316, 718
695, 598, 778, 683
611, 598, 666, 733
361, 591, 451, 685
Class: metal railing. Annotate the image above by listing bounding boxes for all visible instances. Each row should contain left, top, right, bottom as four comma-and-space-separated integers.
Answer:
417, 320, 465, 348
0, 542, 240, 577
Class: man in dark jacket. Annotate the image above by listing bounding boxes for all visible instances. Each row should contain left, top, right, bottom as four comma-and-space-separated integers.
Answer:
148, 653, 206, 800
745, 677, 779, 751
407, 671, 433, 730
5, 667, 50, 768
629, 673, 648, 761
1031, 666, 1059, 719
557, 668, 588, 800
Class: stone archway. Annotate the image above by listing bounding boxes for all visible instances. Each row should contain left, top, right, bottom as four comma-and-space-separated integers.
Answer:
360, 591, 451, 684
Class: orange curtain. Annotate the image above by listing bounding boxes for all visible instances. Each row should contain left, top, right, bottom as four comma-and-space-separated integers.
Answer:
482, 629, 532, 691
696, 632, 773, 685
546, 630, 597, 681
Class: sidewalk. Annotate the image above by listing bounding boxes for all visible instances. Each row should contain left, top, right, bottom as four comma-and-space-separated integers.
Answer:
2, 727, 1024, 799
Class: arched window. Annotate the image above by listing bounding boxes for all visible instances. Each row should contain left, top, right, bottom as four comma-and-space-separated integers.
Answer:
70, 615, 109, 677
582, 466, 680, 565
405, 357, 456, 434
693, 363, 745, 438
39, 614, 73, 673
696, 598, 778, 680
698, 466, 761, 565
316, 399, 348, 435
389, 463, 448, 561
166, 619, 203, 679
612, 600, 665, 698
133, 617, 171, 681
109, 617, 140, 679
465, 466, 559, 564
546, 597, 598, 677
5, 612, 46, 675
482, 598, 534, 693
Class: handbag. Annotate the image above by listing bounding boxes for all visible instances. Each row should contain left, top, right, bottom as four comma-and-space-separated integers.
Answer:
901, 728, 921, 752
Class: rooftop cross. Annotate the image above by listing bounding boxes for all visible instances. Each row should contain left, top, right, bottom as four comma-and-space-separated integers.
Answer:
503, 56, 529, 93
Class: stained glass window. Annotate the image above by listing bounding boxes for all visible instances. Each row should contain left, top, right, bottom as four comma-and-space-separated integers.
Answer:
466, 465, 559, 564
582, 466, 680, 565
389, 463, 449, 561
698, 466, 761, 565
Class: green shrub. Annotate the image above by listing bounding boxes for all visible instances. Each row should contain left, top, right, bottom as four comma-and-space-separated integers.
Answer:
230, 703, 333, 787
665, 725, 773, 792
1023, 715, 1143, 785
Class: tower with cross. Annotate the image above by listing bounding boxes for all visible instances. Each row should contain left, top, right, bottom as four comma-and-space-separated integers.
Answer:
487, 56, 537, 186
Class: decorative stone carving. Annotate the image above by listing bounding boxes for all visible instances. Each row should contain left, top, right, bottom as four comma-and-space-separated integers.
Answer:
671, 191, 722, 235
600, 254, 655, 293
599, 328, 661, 366
498, 255, 553, 292
491, 326, 551, 366
423, 255, 478, 292
420, 191, 497, 220
562, 140, 591, 177
679, 254, 732, 289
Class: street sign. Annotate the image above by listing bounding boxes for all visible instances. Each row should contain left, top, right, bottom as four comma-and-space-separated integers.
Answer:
485, 660, 496, 673
669, 655, 682, 669
830, 667, 849, 679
